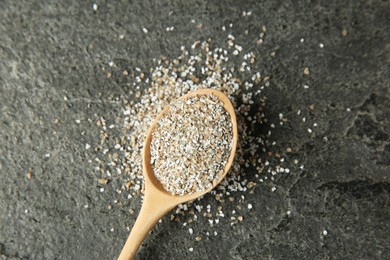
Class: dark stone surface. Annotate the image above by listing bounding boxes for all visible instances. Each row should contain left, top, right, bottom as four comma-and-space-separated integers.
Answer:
0, 0, 389, 259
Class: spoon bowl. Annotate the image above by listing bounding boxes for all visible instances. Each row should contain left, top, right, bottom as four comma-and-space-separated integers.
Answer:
118, 88, 238, 260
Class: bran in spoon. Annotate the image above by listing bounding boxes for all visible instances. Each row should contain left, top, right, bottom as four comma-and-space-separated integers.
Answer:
150, 94, 233, 195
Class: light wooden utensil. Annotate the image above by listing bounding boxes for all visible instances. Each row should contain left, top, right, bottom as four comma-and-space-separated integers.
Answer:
118, 89, 238, 260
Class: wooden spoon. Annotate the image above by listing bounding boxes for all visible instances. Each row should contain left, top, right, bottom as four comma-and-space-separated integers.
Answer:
118, 89, 238, 260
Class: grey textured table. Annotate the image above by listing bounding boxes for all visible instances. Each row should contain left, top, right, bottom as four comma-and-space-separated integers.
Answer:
1, 0, 389, 259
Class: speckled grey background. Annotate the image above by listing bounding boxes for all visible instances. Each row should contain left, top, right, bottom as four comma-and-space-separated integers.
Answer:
1, 0, 389, 259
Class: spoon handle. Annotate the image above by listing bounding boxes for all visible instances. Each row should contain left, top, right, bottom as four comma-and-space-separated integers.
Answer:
118, 192, 175, 260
